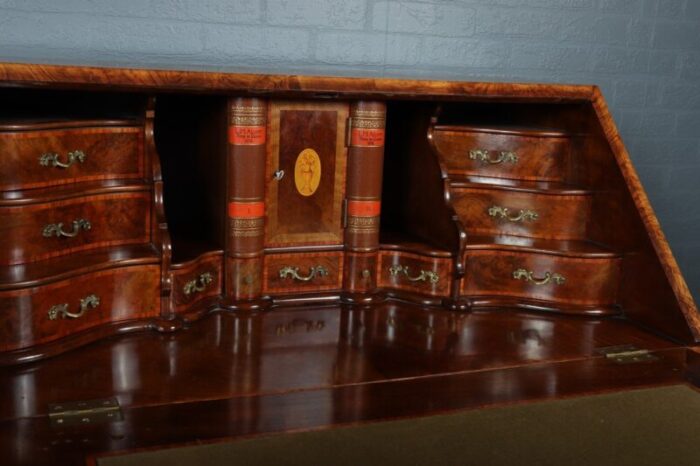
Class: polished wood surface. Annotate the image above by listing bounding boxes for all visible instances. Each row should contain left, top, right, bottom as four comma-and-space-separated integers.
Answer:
0, 124, 144, 191
452, 185, 591, 240
0, 62, 598, 99
0, 64, 698, 466
378, 250, 453, 297
0, 304, 692, 466
0, 305, 679, 420
0, 190, 151, 265
265, 101, 348, 247
169, 251, 222, 314
432, 125, 570, 182
0, 264, 159, 352
463, 250, 621, 312
263, 252, 344, 294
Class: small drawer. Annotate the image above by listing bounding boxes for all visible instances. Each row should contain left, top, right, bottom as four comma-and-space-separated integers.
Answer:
170, 252, 223, 313
0, 190, 151, 265
0, 124, 144, 191
378, 251, 452, 297
0, 265, 160, 352
432, 126, 571, 182
263, 252, 343, 294
462, 250, 621, 308
452, 187, 591, 240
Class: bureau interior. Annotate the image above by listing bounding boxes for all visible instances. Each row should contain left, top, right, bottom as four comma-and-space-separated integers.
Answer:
1, 79, 694, 366
2, 66, 699, 465
150, 94, 691, 343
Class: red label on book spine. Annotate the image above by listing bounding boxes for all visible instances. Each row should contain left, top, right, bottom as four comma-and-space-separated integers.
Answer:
347, 200, 381, 217
228, 201, 265, 218
229, 126, 266, 145
350, 128, 385, 147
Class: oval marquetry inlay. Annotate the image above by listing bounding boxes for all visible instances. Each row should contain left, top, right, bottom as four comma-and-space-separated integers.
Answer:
294, 148, 321, 197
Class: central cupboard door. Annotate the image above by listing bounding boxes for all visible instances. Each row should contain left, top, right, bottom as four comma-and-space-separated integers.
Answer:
265, 101, 349, 246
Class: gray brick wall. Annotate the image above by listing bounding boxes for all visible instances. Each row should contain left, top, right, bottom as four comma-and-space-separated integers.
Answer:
1, 0, 699, 300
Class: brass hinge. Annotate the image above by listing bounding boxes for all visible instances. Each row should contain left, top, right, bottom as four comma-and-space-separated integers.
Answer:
48, 397, 123, 427
596, 344, 659, 364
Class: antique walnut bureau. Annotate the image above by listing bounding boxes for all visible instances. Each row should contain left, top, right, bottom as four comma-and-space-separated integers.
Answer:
0, 63, 699, 464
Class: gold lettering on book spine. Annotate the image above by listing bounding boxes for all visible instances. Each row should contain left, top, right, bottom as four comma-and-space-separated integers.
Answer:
351, 108, 386, 129
230, 105, 266, 126
231, 217, 265, 237
347, 215, 380, 234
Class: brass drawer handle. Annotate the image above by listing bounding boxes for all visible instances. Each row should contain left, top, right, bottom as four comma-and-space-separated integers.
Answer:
469, 149, 518, 165
389, 265, 440, 284
39, 150, 86, 169
279, 265, 329, 282
183, 272, 214, 296
512, 268, 566, 286
48, 294, 100, 320
488, 206, 538, 223
42, 219, 92, 238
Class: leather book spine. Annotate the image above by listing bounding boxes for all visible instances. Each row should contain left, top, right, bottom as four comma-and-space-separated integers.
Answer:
225, 98, 267, 306
343, 101, 387, 300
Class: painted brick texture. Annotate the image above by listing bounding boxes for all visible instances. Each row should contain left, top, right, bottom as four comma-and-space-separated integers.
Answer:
0, 0, 698, 299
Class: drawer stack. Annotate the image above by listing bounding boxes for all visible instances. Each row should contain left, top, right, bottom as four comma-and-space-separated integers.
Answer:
431, 124, 622, 315
0, 103, 162, 359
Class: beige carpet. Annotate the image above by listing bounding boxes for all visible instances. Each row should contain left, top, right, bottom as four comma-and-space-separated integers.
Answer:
98, 384, 700, 466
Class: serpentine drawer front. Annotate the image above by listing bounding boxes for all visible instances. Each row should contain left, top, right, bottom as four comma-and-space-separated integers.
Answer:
431, 125, 571, 182
170, 252, 223, 314
462, 250, 621, 310
0, 123, 144, 191
451, 186, 592, 240
0, 265, 160, 352
0, 190, 151, 265
378, 251, 452, 298
263, 252, 343, 294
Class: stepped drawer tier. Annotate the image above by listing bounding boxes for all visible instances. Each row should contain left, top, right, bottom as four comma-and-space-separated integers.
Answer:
451, 186, 591, 240
431, 126, 571, 182
170, 252, 223, 313
0, 264, 160, 352
462, 250, 621, 311
263, 252, 343, 294
0, 190, 151, 265
378, 251, 453, 298
0, 123, 144, 192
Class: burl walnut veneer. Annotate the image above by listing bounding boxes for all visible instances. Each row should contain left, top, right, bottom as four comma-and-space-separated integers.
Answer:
0, 62, 696, 363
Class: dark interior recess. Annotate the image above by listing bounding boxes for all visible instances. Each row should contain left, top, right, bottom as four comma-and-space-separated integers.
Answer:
154, 94, 227, 264
0, 88, 145, 124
